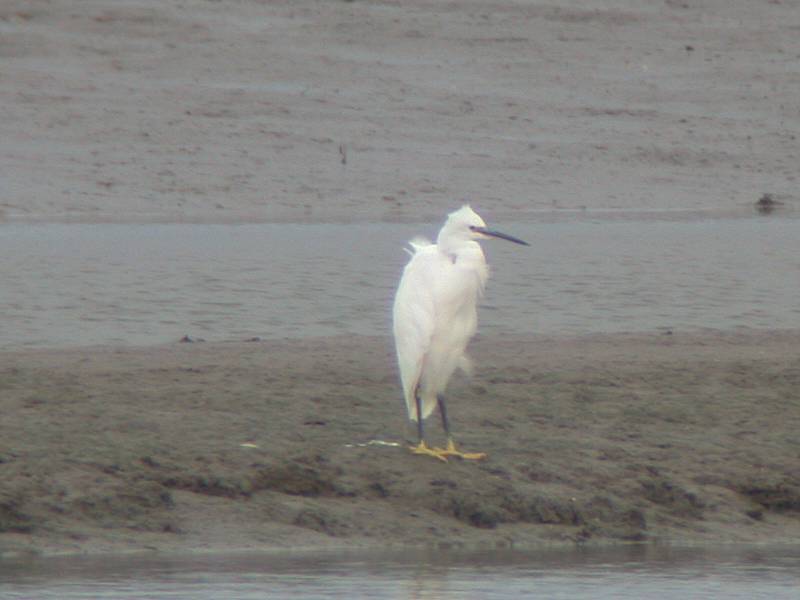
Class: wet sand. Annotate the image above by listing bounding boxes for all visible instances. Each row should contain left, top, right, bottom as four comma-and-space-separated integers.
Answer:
1, 331, 799, 556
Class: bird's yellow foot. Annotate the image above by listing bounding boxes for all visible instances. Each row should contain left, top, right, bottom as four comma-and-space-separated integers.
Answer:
435, 439, 487, 461
409, 441, 448, 462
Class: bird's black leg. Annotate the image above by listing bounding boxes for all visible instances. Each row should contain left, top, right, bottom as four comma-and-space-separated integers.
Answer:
437, 394, 451, 438
409, 386, 446, 462
415, 388, 425, 444
436, 393, 487, 461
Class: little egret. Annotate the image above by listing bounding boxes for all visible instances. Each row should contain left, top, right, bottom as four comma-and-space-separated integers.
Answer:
392, 205, 528, 462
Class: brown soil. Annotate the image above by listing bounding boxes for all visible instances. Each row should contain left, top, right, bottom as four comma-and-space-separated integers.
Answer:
1, 331, 799, 556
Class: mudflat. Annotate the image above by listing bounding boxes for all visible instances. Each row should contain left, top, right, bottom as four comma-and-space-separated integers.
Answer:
1, 331, 798, 556
2, 0, 797, 224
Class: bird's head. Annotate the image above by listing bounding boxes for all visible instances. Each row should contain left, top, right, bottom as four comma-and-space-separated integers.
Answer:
438, 205, 529, 247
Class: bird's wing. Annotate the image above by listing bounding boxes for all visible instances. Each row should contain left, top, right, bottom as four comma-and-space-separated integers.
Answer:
392, 244, 440, 419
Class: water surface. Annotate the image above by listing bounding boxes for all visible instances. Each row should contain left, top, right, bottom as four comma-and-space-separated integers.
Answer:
1, 218, 797, 348
1, 545, 799, 599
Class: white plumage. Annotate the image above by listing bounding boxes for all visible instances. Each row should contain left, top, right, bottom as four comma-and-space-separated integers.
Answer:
393, 213, 487, 421
392, 206, 528, 461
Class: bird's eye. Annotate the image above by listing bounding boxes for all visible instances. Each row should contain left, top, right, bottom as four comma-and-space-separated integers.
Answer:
468, 226, 477, 231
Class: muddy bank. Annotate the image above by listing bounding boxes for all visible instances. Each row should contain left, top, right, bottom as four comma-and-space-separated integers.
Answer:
1, 331, 798, 556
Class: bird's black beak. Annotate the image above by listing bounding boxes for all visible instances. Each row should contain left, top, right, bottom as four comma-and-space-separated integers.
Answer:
472, 227, 529, 246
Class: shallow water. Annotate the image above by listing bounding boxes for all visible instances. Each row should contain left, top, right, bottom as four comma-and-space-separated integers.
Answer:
1, 217, 798, 348
1, 546, 799, 599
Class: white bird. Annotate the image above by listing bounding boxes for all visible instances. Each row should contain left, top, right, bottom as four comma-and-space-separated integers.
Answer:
392, 205, 528, 462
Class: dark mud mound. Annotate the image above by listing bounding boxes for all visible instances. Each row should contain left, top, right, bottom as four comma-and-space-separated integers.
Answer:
1, 333, 799, 555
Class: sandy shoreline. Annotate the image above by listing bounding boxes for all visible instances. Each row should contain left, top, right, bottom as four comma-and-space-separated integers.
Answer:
1, 330, 798, 557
